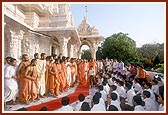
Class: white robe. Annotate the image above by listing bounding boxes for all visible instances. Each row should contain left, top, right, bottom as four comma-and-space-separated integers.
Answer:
100, 97, 105, 107
107, 78, 114, 86
74, 101, 83, 111
143, 98, 158, 111
113, 62, 118, 72
91, 103, 106, 111
118, 61, 124, 75
151, 85, 159, 95
4, 65, 18, 102
134, 105, 145, 111
56, 105, 74, 111
117, 86, 127, 98
126, 89, 136, 106
36, 59, 46, 96
66, 62, 71, 86
133, 82, 142, 94
100, 90, 107, 102
159, 104, 164, 111
145, 88, 156, 101
103, 84, 110, 95
109, 100, 122, 111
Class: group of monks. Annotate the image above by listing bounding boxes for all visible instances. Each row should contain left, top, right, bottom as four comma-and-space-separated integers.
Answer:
4, 53, 98, 106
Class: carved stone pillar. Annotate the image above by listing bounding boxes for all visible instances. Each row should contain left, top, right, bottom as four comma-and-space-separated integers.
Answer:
69, 44, 74, 58
59, 37, 69, 57
92, 42, 99, 59
5, 29, 24, 61
6, 30, 18, 59
23, 33, 31, 55
23, 32, 39, 59
17, 30, 24, 61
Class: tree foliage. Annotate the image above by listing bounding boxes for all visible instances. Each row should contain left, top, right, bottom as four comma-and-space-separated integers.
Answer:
138, 43, 164, 67
101, 32, 139, 62
81, 49, 91, 60
96, 47, 103, 60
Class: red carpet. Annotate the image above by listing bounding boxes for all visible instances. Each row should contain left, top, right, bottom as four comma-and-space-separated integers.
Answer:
26, 84, 89, 111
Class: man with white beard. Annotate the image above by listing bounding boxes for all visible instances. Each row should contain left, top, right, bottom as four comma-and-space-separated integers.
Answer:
4, 58, 18, 108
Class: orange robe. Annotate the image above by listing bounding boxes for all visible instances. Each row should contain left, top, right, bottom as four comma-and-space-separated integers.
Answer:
23, 66, 38, 102
49, 63, 60, 95
71, 62, 77, 85
62, 63, 67, 90
78, 62, 83, 84
138, 69, 146, 78
81, 62, 89, 87
57, 63, 63, 92
45, 61, 51, 95
89, 61, 97, 76
60, 63, 66, 91
17, 61, 30, 103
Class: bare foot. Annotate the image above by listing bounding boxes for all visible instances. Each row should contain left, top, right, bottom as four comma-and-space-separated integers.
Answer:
25, 101, 30, 105
40, 95, 46, 98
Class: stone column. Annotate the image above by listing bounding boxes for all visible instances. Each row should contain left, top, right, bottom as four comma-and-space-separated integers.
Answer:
6, 30, 18, 59
59, 37, 69, 57
17, 30, 24, 61
23, 32, 39, 59
92, 42, 99, 59
23, 33, 31, 55
69, 44, 74, 58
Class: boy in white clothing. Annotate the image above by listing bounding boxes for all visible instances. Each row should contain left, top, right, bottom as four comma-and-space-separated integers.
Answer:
89, 66, 95, 88
56, 96, 73, 111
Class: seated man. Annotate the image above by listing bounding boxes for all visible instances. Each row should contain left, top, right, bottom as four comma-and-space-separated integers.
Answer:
56, 96, 73, 111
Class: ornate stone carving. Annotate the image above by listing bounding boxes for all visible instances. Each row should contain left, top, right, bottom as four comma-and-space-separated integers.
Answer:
77, 16, 99, 36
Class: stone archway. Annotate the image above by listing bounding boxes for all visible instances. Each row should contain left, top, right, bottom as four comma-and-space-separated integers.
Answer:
78, 40, 92, 59
77, 16, 104, 59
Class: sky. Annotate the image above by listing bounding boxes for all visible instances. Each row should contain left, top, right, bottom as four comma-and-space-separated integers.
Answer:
70, 3, 165, 50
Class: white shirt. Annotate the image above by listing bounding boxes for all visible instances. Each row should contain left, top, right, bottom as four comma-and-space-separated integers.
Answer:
143, 98, 158, 111
110, 100, 121, 111
99, 97, 105, 107
134, 105, 145, 111
145, 89, 156, 101
151, 85, 159, 95
133, 82, 142, 94
4, 63, 10, 70
74, 101, 83, 111
103, 84, 110, 95
107, 78, 114, 86
100, 90, 107, 102
159, 104, 164, 111
91, 103, 106, 111
57, 105, 74, 111
118, 61, 124, 74
126, 89, 136, 106
113, 61, 118, 72
4, 65, 18, 102
112, 91, 120, 103
117, 86, 127, 98
89, 69, 94, 76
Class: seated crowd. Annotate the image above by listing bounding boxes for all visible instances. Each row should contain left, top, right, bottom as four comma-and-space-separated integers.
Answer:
4, 54, 164, 111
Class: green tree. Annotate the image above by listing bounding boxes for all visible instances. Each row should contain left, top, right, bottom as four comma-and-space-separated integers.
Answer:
96, 47, 103, 60
101, 32, 139, 62
153, 55, 160, 67
81, 49, 91, 60
138, 43, 164, 68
